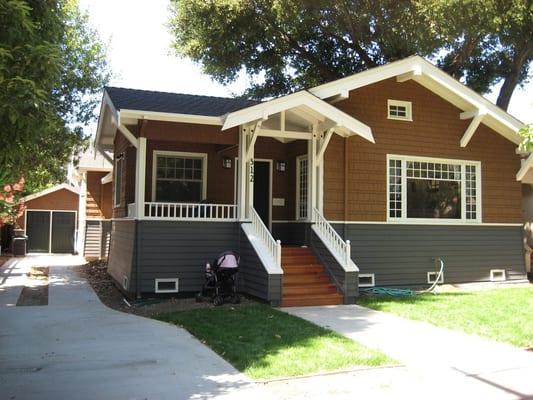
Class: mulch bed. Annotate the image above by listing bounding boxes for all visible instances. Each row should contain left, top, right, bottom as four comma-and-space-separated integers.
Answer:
75, 261, 255, 318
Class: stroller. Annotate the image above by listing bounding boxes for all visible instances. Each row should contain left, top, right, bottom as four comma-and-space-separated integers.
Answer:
196, 251, 241, 306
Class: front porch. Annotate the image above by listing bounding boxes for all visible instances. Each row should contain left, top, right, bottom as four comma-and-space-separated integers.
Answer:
101, 92, 373, 305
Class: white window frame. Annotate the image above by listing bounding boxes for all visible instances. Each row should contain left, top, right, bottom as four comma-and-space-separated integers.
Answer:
427, 271, 444, 284
114, 155, 123, 207
386, 154, 482, 224
295, 154, 308, 221
387, 99, 412, 121
359, 273, 375, 287
151, 151, 208, 202
490, 269, 506, 282
155, 278, 179, 293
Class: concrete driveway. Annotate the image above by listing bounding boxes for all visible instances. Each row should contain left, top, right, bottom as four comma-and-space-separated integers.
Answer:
0, 255, 269, 400
284, 305, 533, 399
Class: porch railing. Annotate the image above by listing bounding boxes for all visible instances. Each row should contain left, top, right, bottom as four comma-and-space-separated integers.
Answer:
144, 202, 238, 221
312, 207, 356, 271
249, 207, 282, 269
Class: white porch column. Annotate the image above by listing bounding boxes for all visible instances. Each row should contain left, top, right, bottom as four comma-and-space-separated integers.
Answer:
135, 137, 147, 218
308, 125, 318, 221
76, 171, 87, 255
317, 134, 324, 213
238, 127, 247, 220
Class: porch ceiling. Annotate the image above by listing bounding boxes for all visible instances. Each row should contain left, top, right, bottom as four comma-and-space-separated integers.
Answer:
222, 91, 374, 143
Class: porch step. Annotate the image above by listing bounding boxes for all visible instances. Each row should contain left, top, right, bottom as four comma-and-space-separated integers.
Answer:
282, 293, 343, 307
281, 246, 342, 307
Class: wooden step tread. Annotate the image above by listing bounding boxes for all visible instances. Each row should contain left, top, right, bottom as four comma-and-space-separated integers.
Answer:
281, 293, 343, 307
283, 285, 338, 296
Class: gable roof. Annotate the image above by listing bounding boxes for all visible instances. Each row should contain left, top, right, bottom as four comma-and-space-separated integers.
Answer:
21, 183, 79, 203
222, 90, 375, 142
105, 86, 259, 117
309, 55, 523, 144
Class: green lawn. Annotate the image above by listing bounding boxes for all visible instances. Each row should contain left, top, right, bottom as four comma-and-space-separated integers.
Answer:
358, 287, 533, 348
157, 303, 395, 380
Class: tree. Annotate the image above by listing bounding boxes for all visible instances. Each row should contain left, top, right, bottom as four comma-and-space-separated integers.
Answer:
518, 124, 533, 152
168, 0, 532, 108
0, 0, 110, 193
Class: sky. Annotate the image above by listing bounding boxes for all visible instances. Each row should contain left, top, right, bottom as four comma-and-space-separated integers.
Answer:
80, 0, 532, 136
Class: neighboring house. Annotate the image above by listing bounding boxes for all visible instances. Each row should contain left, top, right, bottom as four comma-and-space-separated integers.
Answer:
16, 148, 113, 256
19, 183, 79, 254
70, 148, 114, 259
95, 55, 528, 307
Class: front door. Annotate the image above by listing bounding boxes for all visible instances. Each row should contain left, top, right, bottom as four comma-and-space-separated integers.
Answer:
253, 160, 271, 228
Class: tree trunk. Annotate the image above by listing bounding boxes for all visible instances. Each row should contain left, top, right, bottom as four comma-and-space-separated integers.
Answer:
496, 43, 532, 110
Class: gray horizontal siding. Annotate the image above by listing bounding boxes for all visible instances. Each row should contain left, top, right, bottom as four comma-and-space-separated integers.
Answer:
107, 220, 136, 294
310, 229, 358, 303
332, 223, 527, 287
137, 221, 239, 293
239, 225, 282, 305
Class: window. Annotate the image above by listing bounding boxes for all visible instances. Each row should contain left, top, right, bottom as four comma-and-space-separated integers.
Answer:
296, 155, 308, 220
490, 269, 506, 282
387, 100, 412, 121
114, 154, 123, 207
387, 155, 481, 223
152, 151, 207, 202
359, 274, 375, 287
155, 278, 179, 293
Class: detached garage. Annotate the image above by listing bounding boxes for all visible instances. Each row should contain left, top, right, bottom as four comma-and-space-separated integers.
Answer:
19, 184, 79, 254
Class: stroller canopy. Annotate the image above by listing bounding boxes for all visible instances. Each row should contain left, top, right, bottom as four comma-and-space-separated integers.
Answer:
214, 251, 239, 269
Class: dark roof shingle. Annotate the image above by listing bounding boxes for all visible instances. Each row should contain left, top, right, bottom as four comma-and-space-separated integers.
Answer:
105, 86, 259, 116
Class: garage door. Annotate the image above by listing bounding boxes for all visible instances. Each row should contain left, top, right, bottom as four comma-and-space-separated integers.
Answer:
26, 210, 76, 254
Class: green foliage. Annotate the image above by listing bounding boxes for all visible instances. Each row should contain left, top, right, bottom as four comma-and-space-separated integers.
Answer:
0, 173, 26, 227
169, 0, 532, 106
0, 0, 110, 192
518, 124, 533, 153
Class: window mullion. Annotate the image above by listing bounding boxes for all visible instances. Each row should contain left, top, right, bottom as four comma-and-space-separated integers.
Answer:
401, 159, 407, 219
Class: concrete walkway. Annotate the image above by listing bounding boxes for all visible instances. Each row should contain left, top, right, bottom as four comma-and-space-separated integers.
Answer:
0, 256, 270, 400
283, 305, 533, 399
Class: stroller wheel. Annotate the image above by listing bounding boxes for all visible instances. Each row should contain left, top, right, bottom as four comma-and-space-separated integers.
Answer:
213, 296, 224, 306
195, 292, 203, 303
232, 294, 241, 304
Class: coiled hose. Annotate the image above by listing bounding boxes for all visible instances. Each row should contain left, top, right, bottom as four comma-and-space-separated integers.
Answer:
359, 258, 445, 297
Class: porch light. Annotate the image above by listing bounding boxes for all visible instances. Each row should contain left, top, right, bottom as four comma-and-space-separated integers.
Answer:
222, 157, 232, 169
276, 161, 286, 172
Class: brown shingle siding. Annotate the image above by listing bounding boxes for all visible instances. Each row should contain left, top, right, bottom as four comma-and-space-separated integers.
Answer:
324, 78, 522, 223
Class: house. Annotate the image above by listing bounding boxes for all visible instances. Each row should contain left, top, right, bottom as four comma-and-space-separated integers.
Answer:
95, 55, 528, 307
18, 148, 113, 257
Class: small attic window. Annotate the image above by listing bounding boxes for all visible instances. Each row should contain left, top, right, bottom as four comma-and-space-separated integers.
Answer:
388, 100, 412, 121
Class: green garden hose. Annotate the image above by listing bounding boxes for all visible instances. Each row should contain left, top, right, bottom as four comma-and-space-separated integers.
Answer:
359, 258, 445, 298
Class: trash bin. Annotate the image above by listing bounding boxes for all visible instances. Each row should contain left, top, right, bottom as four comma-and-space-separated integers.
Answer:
12, 236, 27, 257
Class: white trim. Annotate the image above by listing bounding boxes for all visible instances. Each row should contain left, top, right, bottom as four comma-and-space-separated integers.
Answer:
20, 183, 79, 203
387, 99, 412, 121
359, 273, 375, 287
151, 150, 208, 202
326, 220, 522, 226
24, 209, 78, 254
386, 154, 482, 224
120, 109, 222, 126
114, 156, 123, 207
77, 172, 87, 255
136, 137, 147, 217
308, 55, 522, 144
101, 171, 113, 184
295, 154, 308, 221
258, 129, 312, 141
427, 271, 444, 284
516, 152, 533, 182
155, 278, 179, 293
460, 113, 485, 147
118, 124, 138, 148
490, 269, 506, 282
222, 91, 375, 143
